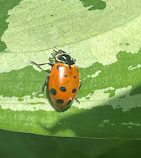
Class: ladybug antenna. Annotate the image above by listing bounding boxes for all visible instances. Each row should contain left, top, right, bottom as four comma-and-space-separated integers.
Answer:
54, 46, 59, 50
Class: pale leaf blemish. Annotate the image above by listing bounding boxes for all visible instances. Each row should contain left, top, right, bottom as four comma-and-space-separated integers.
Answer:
75, 86, 141, 111
99, 121, 141, 127
121, 121, 141, 127
83, 70, 101, 80
87, 70, 101, 78
0, 95, 54, 111
103, 120, 109, 123
128, 64, 141, 70
99, 120, 110, 127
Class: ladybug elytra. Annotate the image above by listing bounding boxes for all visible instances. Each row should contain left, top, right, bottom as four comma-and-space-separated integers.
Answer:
31, 49, 82, 112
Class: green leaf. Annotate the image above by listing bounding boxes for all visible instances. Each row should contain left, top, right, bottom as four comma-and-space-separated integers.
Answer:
1, 0, 141, 52
0, 0, 22, 51
0, 0, 141, 139
0, 129, 129, 158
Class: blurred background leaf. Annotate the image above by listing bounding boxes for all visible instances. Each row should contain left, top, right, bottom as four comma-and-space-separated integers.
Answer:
1, 129, 141, 158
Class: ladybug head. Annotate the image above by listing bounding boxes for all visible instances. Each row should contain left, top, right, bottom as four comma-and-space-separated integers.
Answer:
53, 50, 76, 65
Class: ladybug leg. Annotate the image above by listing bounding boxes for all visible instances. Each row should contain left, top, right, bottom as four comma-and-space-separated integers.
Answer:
35, 62, 54, 67
31, 61, 54, 72
75, 81, 82, 104
75, 98, 80, 104
79, 81, 82, 90
51, 52, 59, 62
35, 76, 49, 97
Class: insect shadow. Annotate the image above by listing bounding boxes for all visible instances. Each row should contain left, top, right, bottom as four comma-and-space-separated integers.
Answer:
39, 87, 141, 139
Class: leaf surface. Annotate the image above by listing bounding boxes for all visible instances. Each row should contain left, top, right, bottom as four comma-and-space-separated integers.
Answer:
0, 0, 141, 139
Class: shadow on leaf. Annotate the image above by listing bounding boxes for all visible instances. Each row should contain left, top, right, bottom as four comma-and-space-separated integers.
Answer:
40, 88, 141, 139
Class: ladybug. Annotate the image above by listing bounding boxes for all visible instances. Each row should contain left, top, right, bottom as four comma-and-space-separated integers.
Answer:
31, 49, 82, 112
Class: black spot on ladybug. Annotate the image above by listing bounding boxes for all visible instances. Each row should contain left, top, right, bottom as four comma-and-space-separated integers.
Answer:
64, 75, 67, 77
67, 99, 72, 105
56, 99, 64, 104
72, 88, 77, 93
74, 76, 76, 79
60, 86, 66, 92
50, 88, 57, 95
57, 65, 63, 70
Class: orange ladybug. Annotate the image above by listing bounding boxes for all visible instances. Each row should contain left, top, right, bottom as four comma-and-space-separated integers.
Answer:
31, 49, 82, 112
